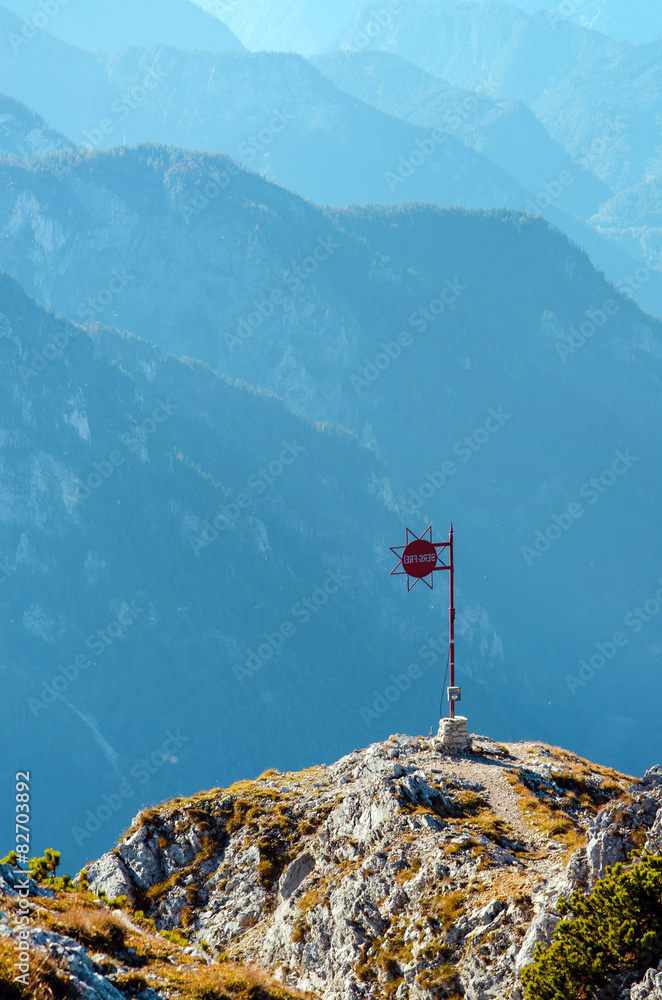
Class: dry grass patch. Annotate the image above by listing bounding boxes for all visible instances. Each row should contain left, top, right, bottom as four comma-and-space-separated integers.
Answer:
45, 904, 131, 954
146, 956, 315, 999
454, 789, 523, 850
505, 771, 586, 849
0, 934, 79, 1000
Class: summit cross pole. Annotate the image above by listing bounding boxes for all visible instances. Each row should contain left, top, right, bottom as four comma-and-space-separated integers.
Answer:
448, 524, 455, 719
390, 523, 459, 720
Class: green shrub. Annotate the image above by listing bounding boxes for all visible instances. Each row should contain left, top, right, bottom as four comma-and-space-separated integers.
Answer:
522, 853, 662, 1000
29, 849, 60, 883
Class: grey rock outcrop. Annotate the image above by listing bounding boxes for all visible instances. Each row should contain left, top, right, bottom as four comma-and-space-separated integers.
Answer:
631, 961, 662, 1000
0, 863, 54, 899
0, 914, 132, 1000
83, 734, 662, 999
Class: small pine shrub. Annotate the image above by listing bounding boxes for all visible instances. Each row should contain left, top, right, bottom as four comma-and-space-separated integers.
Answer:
522, 853, 662, 1000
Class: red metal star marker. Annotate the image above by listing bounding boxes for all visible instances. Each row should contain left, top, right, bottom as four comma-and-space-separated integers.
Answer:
390, 526, 451, 591
390, 524, 458, 718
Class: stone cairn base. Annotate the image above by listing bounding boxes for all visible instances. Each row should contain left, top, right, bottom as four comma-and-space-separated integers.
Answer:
432, 715, 470, 753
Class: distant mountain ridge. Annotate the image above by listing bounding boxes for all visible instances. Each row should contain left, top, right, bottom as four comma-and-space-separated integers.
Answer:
0, 15, 529, 213
313, 48, 612, 219
0, 264, 478, 873
2, 143, 662, 791
0, 93, 72, 160
0, 0, 245, 52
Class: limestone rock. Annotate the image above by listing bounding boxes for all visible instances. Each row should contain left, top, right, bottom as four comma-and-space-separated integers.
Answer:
631, 961, 662, 1000
78, 737, 662, 1000
0, 863, 54, 899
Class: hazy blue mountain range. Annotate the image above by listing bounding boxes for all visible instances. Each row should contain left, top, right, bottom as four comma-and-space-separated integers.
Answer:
0, 13, 528, 213
2, 0, 662, 887
534, 39, 662, 194
509, 0, 662, 44
194, 0, 662, 54
0, 93, 71, 160
193, 0, 358, 55
0, 268, 471, 873
0, 0, 244, 52
334, 1, 662, 196
3, 12, 661, 316
313, 49, 611, 220
590, 178, 662, 264
335, 0, 621, 102
2, 144, 662, 796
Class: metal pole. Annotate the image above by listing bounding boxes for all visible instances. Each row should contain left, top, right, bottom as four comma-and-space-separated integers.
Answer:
448, 523, 455, 719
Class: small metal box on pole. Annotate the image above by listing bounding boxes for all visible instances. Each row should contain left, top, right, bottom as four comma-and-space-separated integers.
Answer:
390, 524, 469, 751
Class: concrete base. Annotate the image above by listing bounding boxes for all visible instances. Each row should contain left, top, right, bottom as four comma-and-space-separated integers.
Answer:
433, 716, 470, 753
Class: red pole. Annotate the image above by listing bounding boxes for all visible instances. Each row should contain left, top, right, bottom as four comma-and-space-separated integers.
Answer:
448, 523, 455, 719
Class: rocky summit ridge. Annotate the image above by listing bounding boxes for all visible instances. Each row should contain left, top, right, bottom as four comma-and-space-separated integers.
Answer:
2, 732, 662, 1000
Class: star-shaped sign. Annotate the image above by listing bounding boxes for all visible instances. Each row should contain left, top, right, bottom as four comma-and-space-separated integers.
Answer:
390, 526, 451, 590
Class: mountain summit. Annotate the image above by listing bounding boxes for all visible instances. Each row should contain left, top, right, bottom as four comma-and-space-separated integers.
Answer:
6, 732, 656, 999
